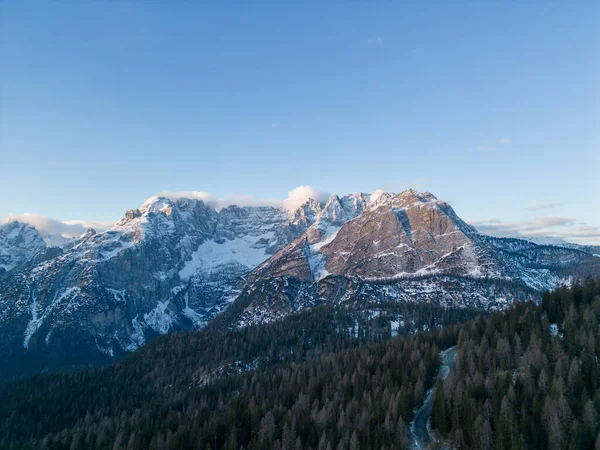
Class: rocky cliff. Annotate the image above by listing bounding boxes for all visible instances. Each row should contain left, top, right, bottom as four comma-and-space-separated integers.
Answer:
0, 189, 597, 378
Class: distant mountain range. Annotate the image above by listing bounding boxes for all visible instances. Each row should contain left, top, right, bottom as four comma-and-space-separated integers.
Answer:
1, 189, 598, 378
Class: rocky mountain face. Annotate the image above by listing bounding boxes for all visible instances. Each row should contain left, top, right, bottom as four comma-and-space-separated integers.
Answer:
249, 190, 490, 282
0, 222, 48, 275
221, 190, 598, 328
0, 196, 317, 377
247, 190, 591, 287
0, 190, 597, 378
0, 221, 84, 277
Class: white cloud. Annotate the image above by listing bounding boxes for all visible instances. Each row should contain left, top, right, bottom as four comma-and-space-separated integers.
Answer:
153, 191, 279, 210
524, 201, 561, 211
282, 186, 330, 211
468, 216, 600, 244
2, 213, 114, 238
5, 186, 332, 238
158, 186, 331, 212
498, 137, 510, 145
154, 191, 214, 203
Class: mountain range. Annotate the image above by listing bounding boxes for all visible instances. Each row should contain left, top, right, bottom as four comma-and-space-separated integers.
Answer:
1, 189, 598, 378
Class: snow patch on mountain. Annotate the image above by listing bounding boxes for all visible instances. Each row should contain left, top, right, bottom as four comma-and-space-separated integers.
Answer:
311, 225, 341, 251
1, 188, 597, 377
42, 233, 74, 248
180, 232, 275, 279
0, 221, 47, 272
144, 301, 174, 335
24, 286, 81, 348
182, 292, 207, 327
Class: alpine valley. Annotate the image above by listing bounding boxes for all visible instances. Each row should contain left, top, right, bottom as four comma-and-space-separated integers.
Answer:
1, 189, 598, 379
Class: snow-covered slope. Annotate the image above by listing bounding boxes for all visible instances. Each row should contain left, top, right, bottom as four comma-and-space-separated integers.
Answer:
526, 238, 600, 257
0, 196, 316, 371
0, 190, 597, 378
248, 189, 580, 288
0, 222, 47, 273
224, 190, 599, 327
0, 220, 83, 276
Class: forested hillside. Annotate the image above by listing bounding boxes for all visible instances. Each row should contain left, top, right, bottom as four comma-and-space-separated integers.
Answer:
432, 278, 600, 449
3, 188, 597, 380
0, 301, 471, 449
0, 281, 598, 449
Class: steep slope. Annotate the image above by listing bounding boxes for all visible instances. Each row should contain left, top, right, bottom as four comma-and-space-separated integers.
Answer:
0, 189, 597, 378
430, 279, 600, 449
0, 221, 48, 274
224, 190, 598, 328
247, 189, 588, 288
218, 275, 539, 330
524, 236, 600, 256
0, 196, 324, 376
0, 220, 87, 277
2, 281, 597, 450
249, 190, 498, 283
0, 300, 466, 450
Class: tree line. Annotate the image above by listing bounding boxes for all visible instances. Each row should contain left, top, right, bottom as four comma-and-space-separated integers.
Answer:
432, 278, 600, 449
0, 300, 468, 449
1, 280, 598, 449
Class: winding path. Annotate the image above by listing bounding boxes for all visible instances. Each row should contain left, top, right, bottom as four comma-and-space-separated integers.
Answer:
410, 346, 457, 449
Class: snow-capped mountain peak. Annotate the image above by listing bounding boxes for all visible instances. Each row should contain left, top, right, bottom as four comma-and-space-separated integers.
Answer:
0, 189, 597, 378
0, 221, 47, 273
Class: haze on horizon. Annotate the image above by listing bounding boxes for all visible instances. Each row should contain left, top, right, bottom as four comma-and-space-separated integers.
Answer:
1, 2, 598, 244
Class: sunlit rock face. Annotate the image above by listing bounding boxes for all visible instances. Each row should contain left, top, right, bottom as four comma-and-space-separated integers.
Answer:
250, 190, 493, 283
0, 189, 597, 377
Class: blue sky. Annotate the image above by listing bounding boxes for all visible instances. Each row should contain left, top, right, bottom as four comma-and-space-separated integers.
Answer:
1, 2, 598, 243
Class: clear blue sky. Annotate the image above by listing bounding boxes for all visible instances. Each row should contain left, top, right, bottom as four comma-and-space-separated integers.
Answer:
1, 1, 598, 243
